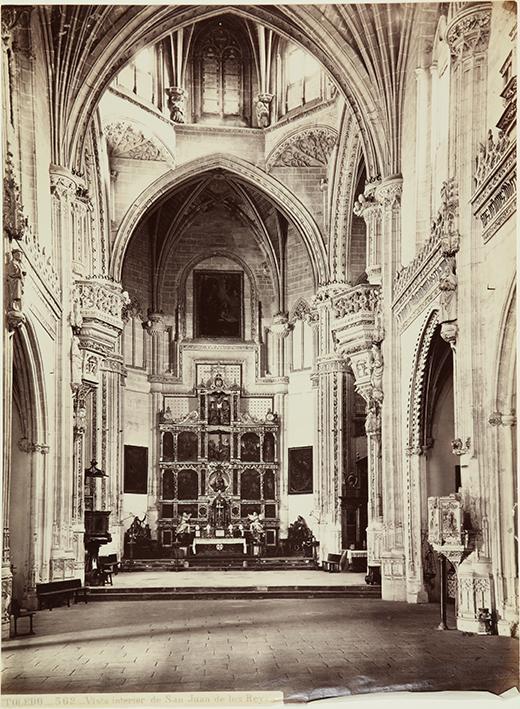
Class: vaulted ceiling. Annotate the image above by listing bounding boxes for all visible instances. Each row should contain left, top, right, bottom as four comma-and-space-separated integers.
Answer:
26, 3, 442, 176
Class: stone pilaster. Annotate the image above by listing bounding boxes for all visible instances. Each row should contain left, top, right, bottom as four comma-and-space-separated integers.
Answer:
313, 285, 350, 561
446, 1, 494, 632
145, 312, 166, 376
373, 176, 407, 600
333, 283, 384, 582
49, 165, 79, 576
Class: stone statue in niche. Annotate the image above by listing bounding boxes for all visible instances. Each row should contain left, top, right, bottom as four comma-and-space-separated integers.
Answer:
439, 256, 458, 323
370, 343, 384, 404
7, 249, 25, 312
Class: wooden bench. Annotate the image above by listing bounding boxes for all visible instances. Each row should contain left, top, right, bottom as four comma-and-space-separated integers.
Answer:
322, 553, 342, 572
11, 599, 35, 636
98, 554, 120, 586
36, 579, 89, 610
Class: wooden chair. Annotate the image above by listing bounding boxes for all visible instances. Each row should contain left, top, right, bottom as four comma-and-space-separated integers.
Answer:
11, 599, 35, 636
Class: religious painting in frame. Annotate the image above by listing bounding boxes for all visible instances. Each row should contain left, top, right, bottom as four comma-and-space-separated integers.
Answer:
124, 445, 148, 494
194, 270, 243, 339
288, 446, 313, 494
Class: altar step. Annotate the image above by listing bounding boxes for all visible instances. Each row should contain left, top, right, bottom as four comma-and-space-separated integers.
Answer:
121, 557, 318, 572
86, 585, 381, 601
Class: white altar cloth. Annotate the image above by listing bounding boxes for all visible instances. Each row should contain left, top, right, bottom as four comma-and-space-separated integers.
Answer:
192, 537, 247, 554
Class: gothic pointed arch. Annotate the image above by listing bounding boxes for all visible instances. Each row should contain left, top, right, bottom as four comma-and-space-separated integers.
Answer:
110, 153, 329, 287
39, 5, 387, 177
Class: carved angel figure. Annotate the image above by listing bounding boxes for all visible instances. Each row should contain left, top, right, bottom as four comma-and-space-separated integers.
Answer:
248, 511, 265, 542
176, 512, 192, 536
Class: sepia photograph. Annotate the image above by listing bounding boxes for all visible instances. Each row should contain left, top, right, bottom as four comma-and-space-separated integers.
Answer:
1, 0, 518, 706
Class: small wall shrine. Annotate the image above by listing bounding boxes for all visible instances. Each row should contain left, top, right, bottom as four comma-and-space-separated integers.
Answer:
157, 372, 280, 552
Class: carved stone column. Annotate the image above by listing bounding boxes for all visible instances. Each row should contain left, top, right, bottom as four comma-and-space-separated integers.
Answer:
145, 312, 166, 376
375, 176, 407, 600
270, 312, 292, 378
49, 166, 80, 577
313, 286, 350, 561
333, 283, 384, 583
446, 2, 494, 632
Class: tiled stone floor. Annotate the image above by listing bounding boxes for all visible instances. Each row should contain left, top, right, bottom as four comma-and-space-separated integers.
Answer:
2, 599, 518, 702
108, 569, 366, 587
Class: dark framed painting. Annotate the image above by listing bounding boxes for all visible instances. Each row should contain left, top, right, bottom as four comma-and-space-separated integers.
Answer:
288, 446, 313, 494
124, 445, 148, 494
194, 270, 243, 338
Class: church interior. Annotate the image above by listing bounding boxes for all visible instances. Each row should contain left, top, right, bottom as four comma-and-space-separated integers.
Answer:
2, 1, 518, 699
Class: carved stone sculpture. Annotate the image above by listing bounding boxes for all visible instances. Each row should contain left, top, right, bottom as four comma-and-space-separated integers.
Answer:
6, 249, 26, 330
439, 256, 458, 323
255, 93, 273, 128
165, 86, 187, 124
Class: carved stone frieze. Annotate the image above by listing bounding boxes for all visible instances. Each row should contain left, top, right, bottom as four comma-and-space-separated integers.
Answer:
332, 284, 382, 365
73, 278, 129, 357
394, 179, 460, 336
472, 129, 516, 243
267, 127, 338, 170
104, 121, 175, 167
446, 6, 492, 60
407, 311, 440, 454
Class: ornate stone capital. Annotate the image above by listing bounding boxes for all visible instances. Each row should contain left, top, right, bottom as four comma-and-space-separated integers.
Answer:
446, 4, 492, 60
165, 86, 187, 124
144, 311, 165, 336
375, 176, 402, 210
49, 164, 78, 201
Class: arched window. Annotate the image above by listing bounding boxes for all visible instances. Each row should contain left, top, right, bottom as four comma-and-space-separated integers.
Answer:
194, 22, 249, 125
284, 43, 322, 112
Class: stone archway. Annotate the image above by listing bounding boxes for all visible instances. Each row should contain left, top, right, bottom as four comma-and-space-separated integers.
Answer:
110, 154, 329, 287
5, 323, 49, 622
490, 283, 517, 635
405, 310, 457, 603
56, 5, 386, 176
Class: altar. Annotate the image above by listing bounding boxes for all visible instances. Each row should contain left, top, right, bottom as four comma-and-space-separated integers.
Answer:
192, 537, 247, 556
